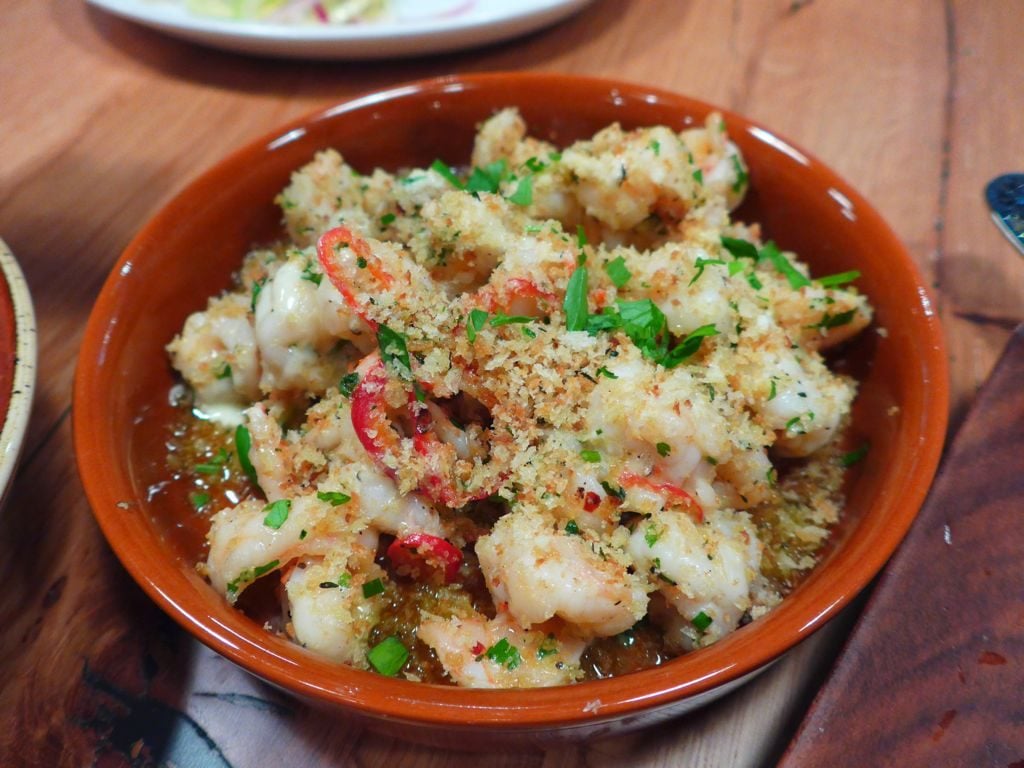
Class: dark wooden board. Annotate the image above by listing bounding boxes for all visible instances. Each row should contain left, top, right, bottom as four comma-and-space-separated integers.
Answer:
781, 326, 1024, 767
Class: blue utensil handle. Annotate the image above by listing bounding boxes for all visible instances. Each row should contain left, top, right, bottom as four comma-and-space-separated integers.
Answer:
986, 173, 1024, 255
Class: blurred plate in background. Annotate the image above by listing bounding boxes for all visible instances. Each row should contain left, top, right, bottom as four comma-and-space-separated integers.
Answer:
84, 0, 596, 59
0, 241, 36, 512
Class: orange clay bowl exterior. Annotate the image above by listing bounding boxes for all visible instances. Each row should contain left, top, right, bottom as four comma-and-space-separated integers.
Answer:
74, 73, 948, 748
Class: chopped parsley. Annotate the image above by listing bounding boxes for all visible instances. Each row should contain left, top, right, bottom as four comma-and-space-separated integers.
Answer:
189, 491, 210, 510
692, 611, 713, 631
367, 636, 409, 676
841, 443, 869, 467
814, 309, 857, 330
596, 366, 618, 379
338, 372, 360, 397
490, 313, 533, 327
761, 241, 811, 289
689, 257, 726, 286
649, 139, 661, 156
536, 636, 558, 659
644, 523, 660, 548
376, 324, 413, 380
317, 491, 351, 506
235, 424, 259, 485
483, 638, 521, 670
466, 308, 489, 342
194, 448, 229, 475
720, 236, 759, 261
730, 155, 748, 192
263, 499, 291, 529
507, 174, 534, 206
656, 442, 671, 457
604, 256, 632, 288
692, 168, 704, 185
250, 278, 265, 312
565, 520, 581, 535
430, 158, 465, 189
379, 212, 396, 227
580, 449, 601, 463
817, 269, 861, 288
362, 578, 386, 598
600, 481, 626, 501
301, 263, 322, 286
215, 362, 232, 380
563, 266, 590, 331
466, 158, 508, 194
226, 559, 279, 596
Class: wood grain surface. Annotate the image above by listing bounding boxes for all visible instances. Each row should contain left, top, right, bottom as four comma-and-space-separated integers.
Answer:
1, 1, 1022, 766
780, 325, 1024, 768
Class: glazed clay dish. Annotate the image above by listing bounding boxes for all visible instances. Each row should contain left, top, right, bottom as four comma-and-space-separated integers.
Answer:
74, 73, 948, 746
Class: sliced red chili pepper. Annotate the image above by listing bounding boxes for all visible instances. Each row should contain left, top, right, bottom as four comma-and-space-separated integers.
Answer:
619, 471, 704, 523
582, 491, 602, 512
386, 533, 463, 584
349, 351, 403, 466
317, 226, 393, 330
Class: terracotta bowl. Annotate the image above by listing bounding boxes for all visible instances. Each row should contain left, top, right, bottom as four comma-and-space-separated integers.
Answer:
74, 73, 949, 747
0, 240, 36, 512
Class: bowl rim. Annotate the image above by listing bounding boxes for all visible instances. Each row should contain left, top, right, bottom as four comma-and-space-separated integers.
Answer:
0, 240, 37, 501
73, 71, 950, 729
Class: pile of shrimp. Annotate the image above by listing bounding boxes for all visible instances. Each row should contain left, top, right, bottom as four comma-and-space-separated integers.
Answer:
166, 108, 872, 688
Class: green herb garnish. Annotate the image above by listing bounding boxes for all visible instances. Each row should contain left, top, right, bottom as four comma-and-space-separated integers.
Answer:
466, 308, 489, 342
376, 324, 413, 380
263, 499, 291, 529
430, 159, 465, 189
508, 174, 534, 206
580, 449, 601, 463
604, 256, 632, 288
817, 269, 861, 288
563, 266, 590, 331
235, 424, 259, 486
338, 372, 360, 397
189, 491, 210, 510
367, 636, 409, 676
362, 578, 386, 598
841, 443, 869, 467
692, 611, 713, 631
317, 491, 351, 506
656, 442, 671, 457
483, 638, 521, 669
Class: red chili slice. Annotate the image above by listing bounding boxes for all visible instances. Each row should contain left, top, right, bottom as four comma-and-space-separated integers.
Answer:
386, 533, 463, 584
350, 351, 403, 466
619, 471, 704, 523
317, 226, 393, 330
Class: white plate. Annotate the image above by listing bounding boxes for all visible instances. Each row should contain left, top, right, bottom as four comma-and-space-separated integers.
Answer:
0, 240, 36, 513
85, 0, 597, 59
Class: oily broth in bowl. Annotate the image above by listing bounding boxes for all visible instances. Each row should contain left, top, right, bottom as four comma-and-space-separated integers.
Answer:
77, 74, 946, 740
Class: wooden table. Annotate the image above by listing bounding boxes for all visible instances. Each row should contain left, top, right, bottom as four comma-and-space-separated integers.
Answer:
2, 1, 1021, 765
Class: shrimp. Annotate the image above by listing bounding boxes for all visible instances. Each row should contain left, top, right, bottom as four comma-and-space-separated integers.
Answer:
626, 507, 762, 649
418, 612, 585, 688
283, 542, 385, 665
205, 492, 358, 601
253, 253, 363, 395
586, 344, 774, 509
166, 291, 260, 425
475, 510, 648, 637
